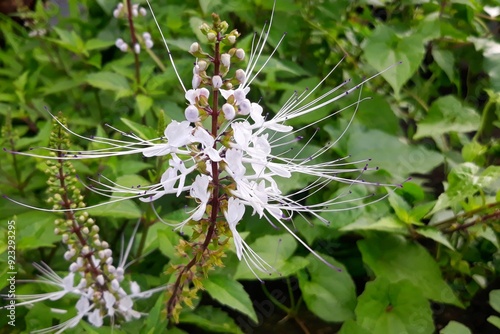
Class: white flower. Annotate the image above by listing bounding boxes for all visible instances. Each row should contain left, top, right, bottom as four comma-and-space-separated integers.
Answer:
143, 120, 193, 157
189, 174, 211, 221
5, 263, 79, 308
224, 197, 276, 279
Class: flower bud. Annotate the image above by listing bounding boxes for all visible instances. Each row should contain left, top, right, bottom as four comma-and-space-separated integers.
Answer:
69, 262, 79, 272
239, 99, 251, 115
234, 88, 246, 103
185, 105, 200, 122
143, 32, 151, 40
115, 38, 125, 48
198, 60, 208, 71
199, 23, 211, 35
219, 21, 229, 33
132, 4, 139, 17
96, 274, 105, 285
212, 75, 223, 89
119, 43, 128, 52
235, 49, 245, 60
145, 39, 154, 49
139, 7, 147, 16
192, 75, 201, 89
221, 53, 230, 68
207, 32, 216, 42
222, 103, 236, 120
134, 43, 140, 54
189, 42, 200, 54
111, 279, 120, 291
227, 35, 236, 44
235, 69, 246, 84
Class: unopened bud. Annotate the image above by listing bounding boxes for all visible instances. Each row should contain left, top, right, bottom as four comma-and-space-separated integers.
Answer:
189, 42, 200, 54
198, 60, 208, 71
235, 49, 245, 60
235, 69, 246, 84
221, 53, 230, 68
199, 23, 211, 35
192, 75, 201, 89
185, 105, 200, 122
212, 75, 222, 89
207, 32, 216, 42
219, 21, 229, 33
227, 35, 236, 44
145, 39, 154, 49
239, 99, 251, 115
222, 103, 236, 120
139, 7, 147, 16
134, 43, 140, 54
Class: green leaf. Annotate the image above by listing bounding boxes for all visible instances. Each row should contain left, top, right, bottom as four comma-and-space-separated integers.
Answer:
86, 72, 130, 92
414, 96, 480, 139
136, 94, 153, 117
3, 211, 59, 251
144, 294, 169, 334
355, 96, 399, 135
416, 227, 455, 250
432, 48, 455, 82
358, 234, 462, 307
85, 38, 114, 51
204, 274, 258, 323
51, 27, 86, 55
120, 117, 157, 139
156, 227, 182, 259
490, 290, 500, 313
487, 315, 500, 329
338, 320, 371, 334
340, 216, 407, 234
388, 192, 415, 224
430, 163, 500, 214
355, 278, 434, 334
298, 253, 356, 322
86, 199, 141, 219
363, 25, 426, 92
234, 234, 309, 280
179, 306, 243, 334
346, 128, 444, 178
440, 321, 472, 334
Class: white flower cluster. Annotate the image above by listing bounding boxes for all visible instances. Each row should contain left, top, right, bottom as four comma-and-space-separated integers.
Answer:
113, 3, 153, 54
5, 221, 163, 333
113, 3, 147, 19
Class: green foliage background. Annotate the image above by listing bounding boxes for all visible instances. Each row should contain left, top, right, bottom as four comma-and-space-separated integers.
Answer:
0, 0, 499, 333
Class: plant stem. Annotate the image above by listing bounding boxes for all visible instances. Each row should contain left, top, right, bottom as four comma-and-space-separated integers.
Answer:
166, 31, 223, 322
